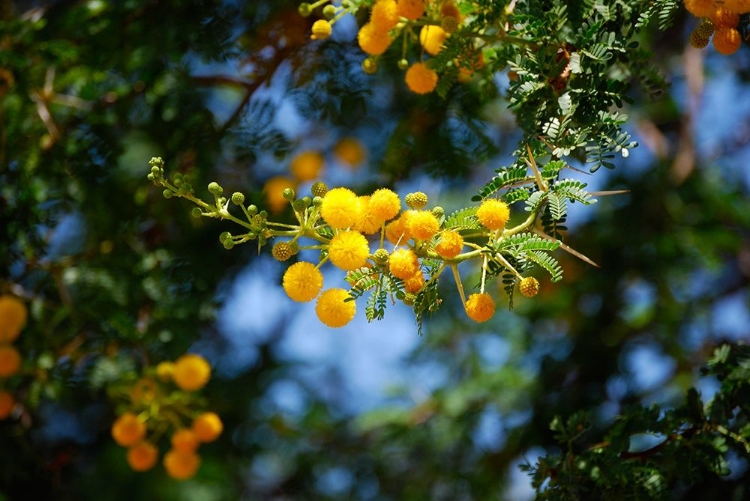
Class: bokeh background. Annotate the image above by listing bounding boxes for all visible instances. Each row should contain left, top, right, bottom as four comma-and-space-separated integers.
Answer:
2, 0, 750, 499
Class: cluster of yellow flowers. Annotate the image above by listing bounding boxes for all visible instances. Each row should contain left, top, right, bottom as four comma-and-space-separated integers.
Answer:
0, 295, 26, 419
686, 0, 748, 54
301, 0, 484, 94
110, 353, 223, 479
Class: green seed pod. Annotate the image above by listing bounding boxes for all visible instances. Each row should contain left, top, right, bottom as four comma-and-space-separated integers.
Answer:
311, 181, 328, 198
231, 192, 245, 206
208, 182, 223, 196
191, 207, 203, 218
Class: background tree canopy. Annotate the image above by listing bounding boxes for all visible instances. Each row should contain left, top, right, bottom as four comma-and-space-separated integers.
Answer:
2, 0, 750, 499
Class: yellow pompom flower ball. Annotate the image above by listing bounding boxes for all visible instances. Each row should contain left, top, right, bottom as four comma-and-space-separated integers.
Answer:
329, 231, 370, 271
322, 187, 360, 229
519, 277, 540, 298
283, 262, 324, 302
0, 345, 21, 378
358, 22, 393, 55
397, 0, 425, 19
403, 271, 425, 293
723, 0, 750, 13
371, 0, 399, 31
290, 150, 324, 181
171, 429, 199, 453
713, 27, 742, 55
311, 19, 332, 40
385, 213, 413, 244
264, 176, 297, 213
406, 210, 440, 241
435, 230, 464, 259
420, 25, 448, 55
173, 354, 211, 392
0, 391, 14, 419
112, 412, 147, 447
476, 199, 510, 230
465, 293, 495, 323
711, 8, 739, 28
192, 412, 223, 442
127, 442, 159, 472
316, 289, 356, 328
333, 137, 366, 168
164, 450, 201, 480
369, 188, 401, 221
156, 361, 175, 381
354, 196, 384, 235
389, 248, 420, 279
0, 296, 27, 343
405, 62, 438, 94
683, 0, 718, 17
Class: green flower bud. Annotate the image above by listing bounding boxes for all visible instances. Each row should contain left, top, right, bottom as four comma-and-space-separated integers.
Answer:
222, 239, 235, 250
292, 199, 307, 212
362, 57, 378, 75
373, 248, 390, 266
219, 231, 232, 244
283, 188, 295, 200
397, 59, 409, 70
312, 196, 323, 207
405, 192, 428, 209
432, 206, 445, 218
147, 173, 155, 181
298, 2, 312, 16
191, 207, 203, 218
272, 242, 293, 261
311, 181, 328, 198
403, 292, 417, 306
247, 205, 258, 216
208, 182, 223, 195
301, 196, 312, 207
231, 192, 245, 206
163, 189, 173, 198
322, 4, 337, 19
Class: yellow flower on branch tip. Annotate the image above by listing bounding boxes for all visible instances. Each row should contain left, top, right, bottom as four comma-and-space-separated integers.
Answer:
315, 289, 356, 328
329, 230, 370, 271
358, 22, 392, 55
397, 0, 425, 19
520, 277, 540, 298
172, 354, 211, 391
465, 293, 495, 323
403, 271, 425, 293
311, 19, 332, 40
711, 8, 739, 28
156, 361, 175, 381
0, 391, 14, 419
192, 412, 223, 442
321, 187, 360, 229
164, 449, 201, 480
0, 295, 27, 343
406, 210, 440, 241
333, 137, 366, 167
369, 188, 401, 221
283, 262, 324, 302
476, 199, 510, 230
389, 248, 420, 280
290, 150, 324, 181
264, 176, 297, 213
371, 0, 399, 31
127, 442, 159, 472
354, 196, 384, 235
435, 230, 464, 259
723, 0, 750, 13
683, 0, 718, 17
171, 429, 199, 453
385, 213, 412, 244
420, 25, 448, 56
405, 62, 438, 94
112, 412, 147, 447
713, 28, 741, 55
0, 345, 21, 378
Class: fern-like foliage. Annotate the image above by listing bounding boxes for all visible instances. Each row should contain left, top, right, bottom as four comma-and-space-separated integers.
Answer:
444, 206, 481, 231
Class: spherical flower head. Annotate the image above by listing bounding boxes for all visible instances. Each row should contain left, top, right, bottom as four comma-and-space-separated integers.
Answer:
403, 271, 425, 293
290, 150, 324, 181
520, 276, 540, 298
689, 31, 709, 49
172, 429, 199, 453
723, 0, 750, 13
0, 295, 27, 342
333, 137, 366, 168
476, 199, 510, 230
406, 210, 440, 241
192, 412, 223, 442
435, 230, 464, 259
112, 412, 147, 447
127, 442, 159, 472
173, 354, 211, 392
420, 25, 448, 56
684, 0, 718, 17
358, 22, 392, 55
711, 9, 739, 28
440, 1, 463, 21
713, 27, 741, 55
322, 187, 360, 229
696, 19, 715, 38
264, 176, 297, 213
0, 345, 21, 378
164, 449, 201, 480
283, 262, 324, 302
371, 0, 399, 31
465, 293, 495, 323
405, 62, 439, 94
389, 248, 420, 279
155, 361, 175, 382
405, 191, 428, 209
397, 0, 425, 19
316, 289, 356, 328
354, 197, 384, 235
329, 230, 370, 271
369, 188, 401, 221
385, 213, 413, 244
0, 391, 14, 419
311, 19, 332, 40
